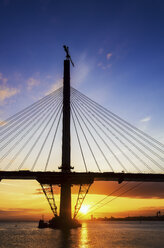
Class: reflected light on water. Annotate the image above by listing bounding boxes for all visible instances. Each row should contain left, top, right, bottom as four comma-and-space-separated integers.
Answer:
79, 222, 89, 248
0, 222, 164, 248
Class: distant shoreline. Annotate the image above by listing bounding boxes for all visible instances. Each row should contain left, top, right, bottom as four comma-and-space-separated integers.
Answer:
90, 215, 164, 222
0, 216, 164, 223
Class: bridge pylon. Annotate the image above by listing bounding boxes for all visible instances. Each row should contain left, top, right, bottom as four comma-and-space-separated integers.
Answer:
59, 57, 72, 222
50, 46, 81, 228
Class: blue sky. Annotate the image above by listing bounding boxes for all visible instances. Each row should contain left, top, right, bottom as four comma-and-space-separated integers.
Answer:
0, 0, 164, 141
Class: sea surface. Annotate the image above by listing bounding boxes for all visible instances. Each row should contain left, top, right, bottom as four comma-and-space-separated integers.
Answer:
0, 221, 164, 248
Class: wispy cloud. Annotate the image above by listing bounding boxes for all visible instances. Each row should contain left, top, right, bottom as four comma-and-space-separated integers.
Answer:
106, 52, 112, 60
91, 181, 164, 199
0, 120, 7, 126
140, 116, 151, 123
45, 79, 62, 95
0, 87, 19, 102
34, 186, 60, 195
27, 77, 40, 91
0, 72, 8, 84
72, 53, 92, 87
0, 73, 20, 104
97, 62, 112, 70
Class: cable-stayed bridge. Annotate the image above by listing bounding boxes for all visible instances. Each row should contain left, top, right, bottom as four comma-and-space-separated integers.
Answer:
0, 47, 164, 227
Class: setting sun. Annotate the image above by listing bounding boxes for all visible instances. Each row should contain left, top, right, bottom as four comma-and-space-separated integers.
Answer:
79, 205, 90, 215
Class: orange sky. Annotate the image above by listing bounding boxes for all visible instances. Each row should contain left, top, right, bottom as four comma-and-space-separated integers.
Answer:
0, 180, 164, 221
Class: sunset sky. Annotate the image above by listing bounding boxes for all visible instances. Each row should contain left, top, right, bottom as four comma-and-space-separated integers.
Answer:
0, 0, 164, 221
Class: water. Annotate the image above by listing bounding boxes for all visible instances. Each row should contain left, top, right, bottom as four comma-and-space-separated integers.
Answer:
0, 221, 164, 248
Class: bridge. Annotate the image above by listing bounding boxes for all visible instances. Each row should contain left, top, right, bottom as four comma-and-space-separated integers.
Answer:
0, 46, 164, 227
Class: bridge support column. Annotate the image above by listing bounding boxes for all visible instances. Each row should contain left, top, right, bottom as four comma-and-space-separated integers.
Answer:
59, 59, 72, 223
60, 184, 72, 222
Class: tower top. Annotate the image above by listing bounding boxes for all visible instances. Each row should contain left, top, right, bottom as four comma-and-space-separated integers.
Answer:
63, 45, 74, 67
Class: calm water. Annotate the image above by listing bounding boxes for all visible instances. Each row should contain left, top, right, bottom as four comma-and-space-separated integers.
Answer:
0, 221, 164, 248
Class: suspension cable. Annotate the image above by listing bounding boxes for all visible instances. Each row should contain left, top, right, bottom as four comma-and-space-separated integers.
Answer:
72, 101, 114, 172
81, 183, 143, 218
73, 94, 161, 172
4, 99, 62, 170
73, 99, 128, 172
0, 89, 62, 147
0, 94, 61, 163
78, 182, 129, 218
44, 110, 62, 171
71, 103, 101, 172
73, 91, 164, 163
71, 108, 88, 172
0, 92, 62, 155
0, 87, 62, 137
73, 97, 141, 173
31, 105, 63, 171
72, 87, 164, 150
17, 102, 63, 170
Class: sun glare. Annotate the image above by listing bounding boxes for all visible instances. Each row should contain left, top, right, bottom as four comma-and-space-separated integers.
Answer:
79, 205, 90, 214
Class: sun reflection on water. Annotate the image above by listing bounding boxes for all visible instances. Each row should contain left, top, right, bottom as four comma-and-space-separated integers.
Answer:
79, 222, 89, 248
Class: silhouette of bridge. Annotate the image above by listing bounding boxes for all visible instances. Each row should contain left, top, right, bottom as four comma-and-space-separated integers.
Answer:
0, 47, 164, 226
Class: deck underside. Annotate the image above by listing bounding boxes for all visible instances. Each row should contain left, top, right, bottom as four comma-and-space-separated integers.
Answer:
0, 171, 164, 184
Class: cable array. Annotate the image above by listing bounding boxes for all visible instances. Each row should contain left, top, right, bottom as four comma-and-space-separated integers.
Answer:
71, 87, 164, 173
0, 88, 63, 171
0, 86, 163, 173
78, 182, 143, 219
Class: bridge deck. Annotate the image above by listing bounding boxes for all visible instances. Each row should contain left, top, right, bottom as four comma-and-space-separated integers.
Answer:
0, 171, 164, 184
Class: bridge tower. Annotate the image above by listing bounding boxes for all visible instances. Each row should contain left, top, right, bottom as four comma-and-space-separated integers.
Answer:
59, 46, 75, 225
39, 47, 90, 228
59, 47, 72, 222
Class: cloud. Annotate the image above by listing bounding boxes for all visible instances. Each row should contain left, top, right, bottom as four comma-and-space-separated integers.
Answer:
0, 207, 45, 221
89, 181, 164, 199
106, 53, 112, 60
27, 77, 40, 91
45, 79, 63, 95
72, 53, 92, 87
102, 207, 164, 218
0, 73, 8, 84
0, 120, 7, 126
97, 62, 103, 67
0, 207, 44, 213
140, 116, 151, 123
0, 73, 20, 104
0, 87, 19, 103
35, 186, 60, 195
98, 62, 112, 70
34, 181, 164, 199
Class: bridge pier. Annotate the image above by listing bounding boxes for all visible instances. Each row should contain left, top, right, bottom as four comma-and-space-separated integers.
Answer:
60, 183, 72, 222
57, 51, 80, 228
59, 58, 72, 223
